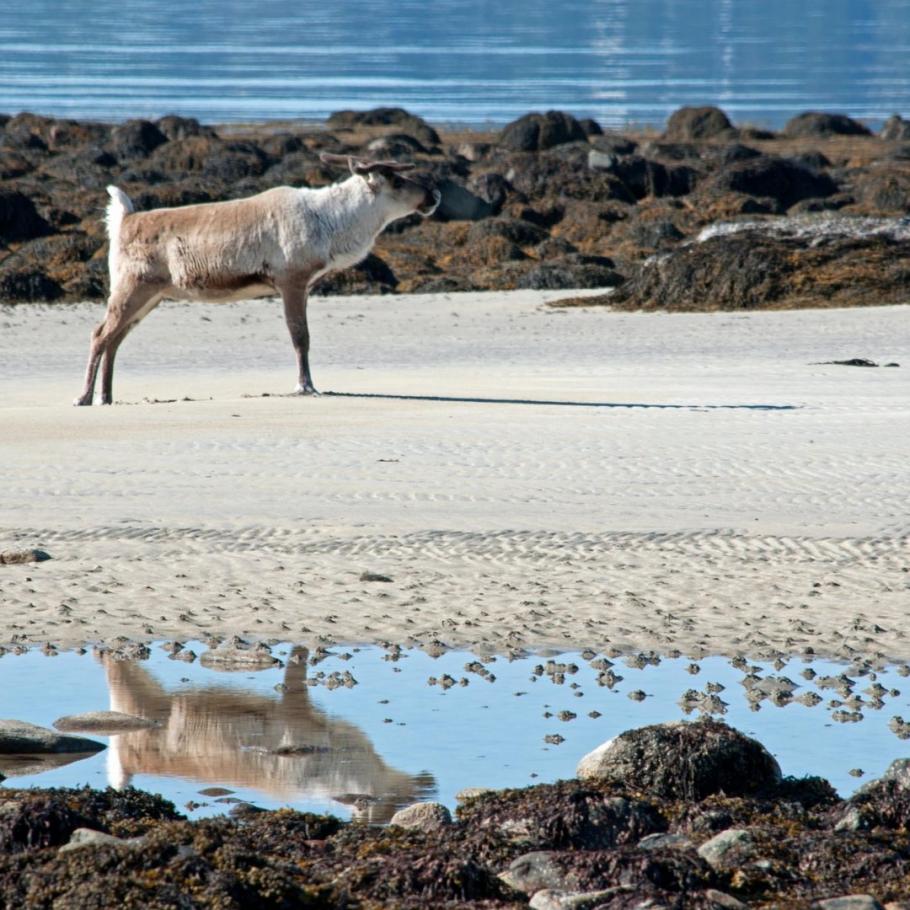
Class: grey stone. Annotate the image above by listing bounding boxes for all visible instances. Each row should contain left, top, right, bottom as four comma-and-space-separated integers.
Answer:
199, 644, 280, 671
637, 832, 694, 851
434, 179, 494, 221
499, 850, 566, 894
815, 897, 885, 910
576, 719, 781, 799
53, 711, 158, 733
389, 801, 452, 831
705, 890, 749, 909
0, 548, 51, 565
529, 889, 631, 910
59, 827, 143, 853
697, 828, 755, 869
456, 786, 494, 803
0, 719, 105, 754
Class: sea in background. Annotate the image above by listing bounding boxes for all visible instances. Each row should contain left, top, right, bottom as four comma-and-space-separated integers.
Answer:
2, 0, 910, 129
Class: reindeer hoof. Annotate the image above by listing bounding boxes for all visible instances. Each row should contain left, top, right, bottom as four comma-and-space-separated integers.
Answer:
295, 384, 320, 396
73, 396, 93, 407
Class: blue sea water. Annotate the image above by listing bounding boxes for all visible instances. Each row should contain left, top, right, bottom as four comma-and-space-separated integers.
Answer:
1, 0, 909, 128
3, 643, 909, 820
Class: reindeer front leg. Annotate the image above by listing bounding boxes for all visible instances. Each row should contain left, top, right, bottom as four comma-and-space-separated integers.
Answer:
280, 283, 318, 395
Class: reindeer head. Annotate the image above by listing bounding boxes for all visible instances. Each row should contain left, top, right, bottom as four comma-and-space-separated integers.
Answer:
320, 152, 441, 217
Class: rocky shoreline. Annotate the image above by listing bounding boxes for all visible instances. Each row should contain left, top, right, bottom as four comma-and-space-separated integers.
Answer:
3, 719, 910, 908
2, 106, 910, 308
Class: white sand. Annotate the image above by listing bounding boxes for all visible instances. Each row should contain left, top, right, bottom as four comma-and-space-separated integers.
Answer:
1, 290, 908, 659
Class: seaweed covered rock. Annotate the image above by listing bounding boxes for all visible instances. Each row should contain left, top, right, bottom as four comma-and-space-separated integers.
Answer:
457, 780, 666, 851
707, 155, 838, 209
0, 787, 181, 852
327, 106, 440, 147
834, 758, 910, 831
783, 111, 872, 138
602, 222, 910, 312
109, 119, 168, 159
577, 720, 781, 800
664, 106, 735, 141
500, 111, 588, 152
0, 189, 51, 243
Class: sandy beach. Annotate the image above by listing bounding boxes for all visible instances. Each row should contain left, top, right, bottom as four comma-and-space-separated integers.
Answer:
1, 290, 907, 659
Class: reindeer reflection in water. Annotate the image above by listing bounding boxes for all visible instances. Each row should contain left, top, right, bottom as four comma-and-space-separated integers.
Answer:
102, 647, 435, 823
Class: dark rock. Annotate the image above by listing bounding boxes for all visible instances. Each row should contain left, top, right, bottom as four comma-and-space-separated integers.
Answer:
154, 115, 212, 141
433, 178, 495, 221
467, 216, 549, 247
466, 172, 513, 214
0, 189, 51, 243
1, 113, 52, 150
0, 266, 63, 302
327, 107, 440, 146
577, 719, 781, 799
315, 252, 397, 295
589, 133, 638, 156
500, 110, 588, 151
0, 150, 35, 180
791, 150, 832, 171
509, 148, 636, 204
366, 132, 429, 157
578, 118, 603, 136
664, 106, 734, 140
202, 140, 271, 181
607, 228, 910, 312
457, 780, 666, 851
881, 114, 910, 141
596, 154, 697, 199
704, 143, 763, 166
783, 111, 872, 138
109, 119, 168, 159
516, 258, 624, 291
852, 166, 910, 212
39, 146, 118, 189
709, 156, 838, 208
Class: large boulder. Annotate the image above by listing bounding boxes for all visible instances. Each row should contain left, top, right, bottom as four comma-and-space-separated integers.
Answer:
880, 114, 910, 141
663, 106, 734, 140
109, 119, 168, 159
0, 189, 51, 243
708, 155, 837, 209
327, 107, 440, 147
0, 720, 105, 754
576, 720, 781, 799
499, 111, 588, 151
605, 219, 910, 312
783, 111, 872, 138
389, 801, 452, 831
433, 178, 495, 221
590, 153, 697, 199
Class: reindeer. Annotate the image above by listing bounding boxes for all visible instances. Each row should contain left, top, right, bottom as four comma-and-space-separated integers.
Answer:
74, 153, 440, 405
102, 647, 435, 823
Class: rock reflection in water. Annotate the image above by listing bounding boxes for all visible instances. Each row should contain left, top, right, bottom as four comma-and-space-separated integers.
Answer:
103, 647, 434, 823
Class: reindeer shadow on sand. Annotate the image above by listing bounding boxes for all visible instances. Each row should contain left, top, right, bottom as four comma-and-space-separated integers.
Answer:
102, 647, 435, 823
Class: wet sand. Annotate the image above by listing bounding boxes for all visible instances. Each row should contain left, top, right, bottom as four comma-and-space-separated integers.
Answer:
1, 290, 908, 659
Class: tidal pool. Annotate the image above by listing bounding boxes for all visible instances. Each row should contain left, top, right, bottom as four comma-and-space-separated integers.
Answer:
1, 642, 909, 822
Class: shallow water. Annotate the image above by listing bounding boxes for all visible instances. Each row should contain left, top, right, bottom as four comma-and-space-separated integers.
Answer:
2, 0, 910, 127
2, 642, 910, 821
